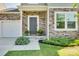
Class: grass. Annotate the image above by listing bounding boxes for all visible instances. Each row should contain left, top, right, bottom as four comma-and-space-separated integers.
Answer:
5, 43, 63, 56
58, 46, 79, 56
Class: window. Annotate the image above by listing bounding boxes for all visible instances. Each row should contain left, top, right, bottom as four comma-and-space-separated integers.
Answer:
55, 12, 78, 31
56, 13, 65, 29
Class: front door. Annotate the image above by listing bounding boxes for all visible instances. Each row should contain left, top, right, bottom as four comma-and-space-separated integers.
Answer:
29, 16, 38, 35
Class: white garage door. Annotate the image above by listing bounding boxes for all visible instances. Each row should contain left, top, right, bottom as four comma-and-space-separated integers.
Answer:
0, 20, 21, 37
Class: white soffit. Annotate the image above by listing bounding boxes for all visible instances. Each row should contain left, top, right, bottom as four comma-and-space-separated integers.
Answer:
19, 6, 48, 11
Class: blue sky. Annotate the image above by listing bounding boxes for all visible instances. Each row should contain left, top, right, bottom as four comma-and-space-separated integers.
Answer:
5, 3, 20, 8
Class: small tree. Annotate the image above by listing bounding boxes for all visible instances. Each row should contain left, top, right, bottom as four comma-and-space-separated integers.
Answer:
72, 3, 79, 17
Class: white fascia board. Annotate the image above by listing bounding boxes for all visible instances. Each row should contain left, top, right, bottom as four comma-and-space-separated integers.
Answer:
0, 12, 20, 14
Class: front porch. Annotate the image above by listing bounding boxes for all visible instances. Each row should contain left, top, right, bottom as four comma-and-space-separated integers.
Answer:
21, 10, 48, 36
21, 6, 48, 36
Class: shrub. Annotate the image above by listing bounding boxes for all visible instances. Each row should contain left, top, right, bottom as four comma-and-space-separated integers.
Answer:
58, 46, 79, 56
68, 42, 78, 46
24, 30, 30, 36
37, 29, 44, 36
39, 37, 73, 47
55, 37, 73, 46
68, 39, 79, 46
15, 37, 30, 45
74, 39, 79, 45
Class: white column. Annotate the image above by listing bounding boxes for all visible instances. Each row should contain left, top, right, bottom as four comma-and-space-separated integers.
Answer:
47, 7, 49, 40
20, 9, 22, 36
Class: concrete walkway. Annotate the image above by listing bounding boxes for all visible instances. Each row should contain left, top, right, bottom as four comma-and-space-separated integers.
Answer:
0, 37, 40, 56
11, 38, 40, 50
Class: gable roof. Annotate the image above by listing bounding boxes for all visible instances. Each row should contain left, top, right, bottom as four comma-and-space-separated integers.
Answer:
3, 8, 19, 12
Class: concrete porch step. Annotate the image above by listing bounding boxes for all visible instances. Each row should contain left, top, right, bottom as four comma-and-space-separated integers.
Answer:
25, 36, 46, 40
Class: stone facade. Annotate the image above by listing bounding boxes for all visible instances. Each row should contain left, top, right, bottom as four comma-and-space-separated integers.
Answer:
0, 8, 79, 38
0, 13, 20, 20
49, 8, 79, 38
22, 11, 47, 35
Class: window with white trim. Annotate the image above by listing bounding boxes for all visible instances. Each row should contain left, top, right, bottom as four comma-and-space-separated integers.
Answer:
55, 12, 78, 31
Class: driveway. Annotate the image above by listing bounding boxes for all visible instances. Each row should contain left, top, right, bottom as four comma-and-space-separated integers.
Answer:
0, 37, 16, 56
0, 37, 40, 56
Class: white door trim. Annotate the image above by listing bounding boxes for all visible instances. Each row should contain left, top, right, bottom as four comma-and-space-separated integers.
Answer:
28, 15, 39, 31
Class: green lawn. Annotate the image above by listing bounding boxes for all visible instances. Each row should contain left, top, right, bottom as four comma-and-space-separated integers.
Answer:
5, 43, 63, 56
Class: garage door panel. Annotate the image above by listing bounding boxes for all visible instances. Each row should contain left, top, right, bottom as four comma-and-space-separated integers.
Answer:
2, 20, 21, 37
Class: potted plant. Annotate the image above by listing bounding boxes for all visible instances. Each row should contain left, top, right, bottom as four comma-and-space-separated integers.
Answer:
37, 29, 44, 36
24, 30, 30, 36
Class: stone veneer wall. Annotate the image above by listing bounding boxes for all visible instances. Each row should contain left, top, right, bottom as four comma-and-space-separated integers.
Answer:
49, 8, 79, 38
0, 13, 20, 20
22, 11, 47, 35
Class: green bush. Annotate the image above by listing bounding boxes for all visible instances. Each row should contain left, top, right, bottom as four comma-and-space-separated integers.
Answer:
15, 37, 30, 45
41, 37, 73, 46
68, 42, 78, 46
74, 39, 79, 45
37, 29, 44, 36
68, 39, 79, 46
24, 30, 30, 36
